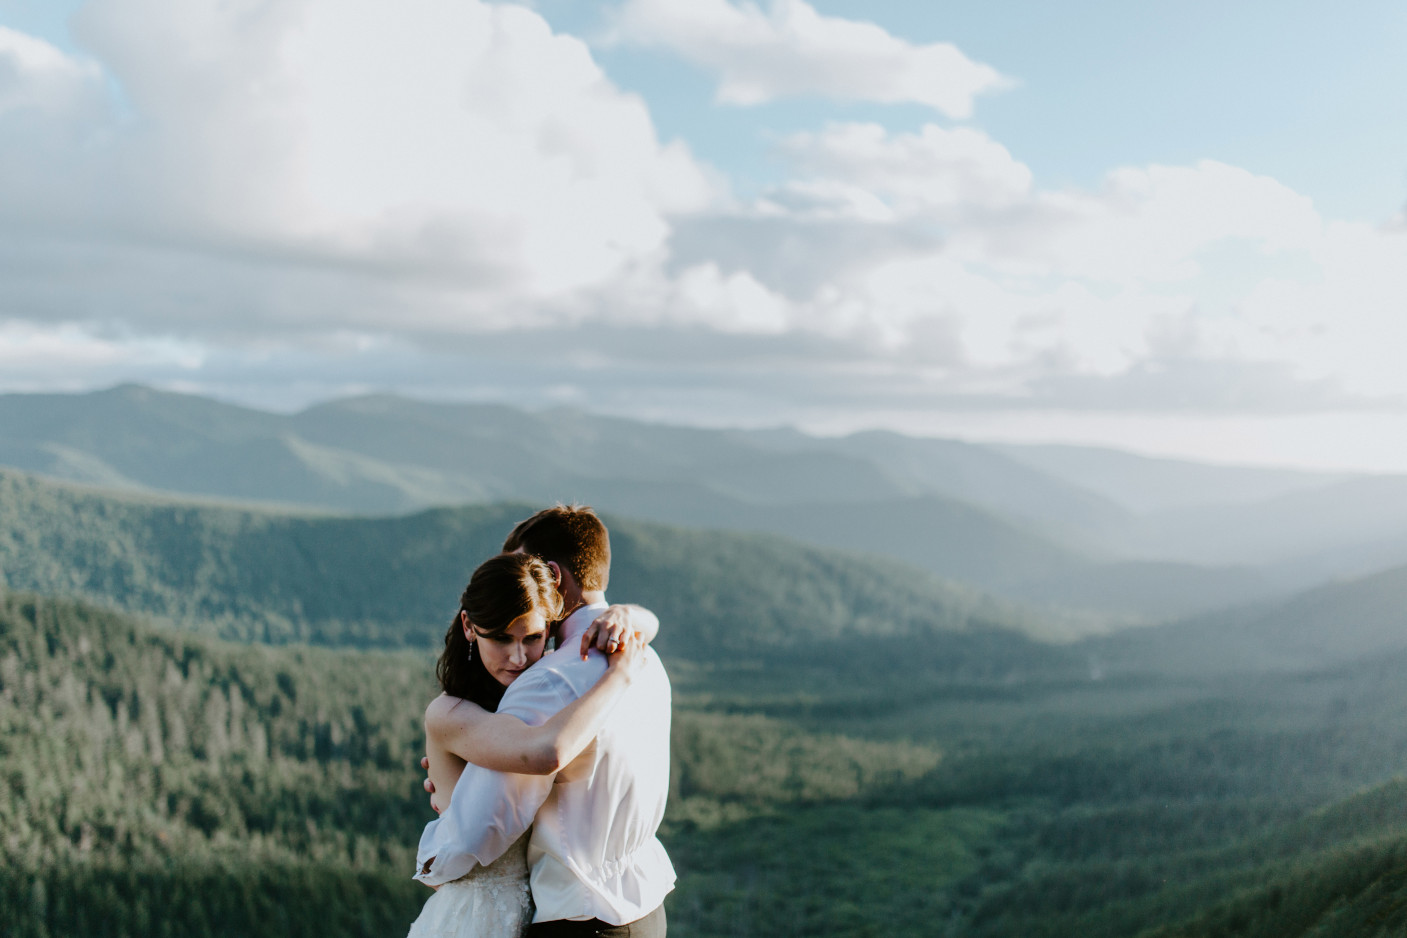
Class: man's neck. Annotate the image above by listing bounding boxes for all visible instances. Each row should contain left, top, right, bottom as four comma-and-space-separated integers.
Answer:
559, 588, 604, 619
552, 591, 606, 646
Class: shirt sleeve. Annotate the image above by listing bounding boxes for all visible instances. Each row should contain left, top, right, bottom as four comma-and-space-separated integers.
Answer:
413, 667, 573, 886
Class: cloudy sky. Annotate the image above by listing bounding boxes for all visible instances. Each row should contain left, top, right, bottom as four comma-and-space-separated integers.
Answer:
2, 0, 1406, 470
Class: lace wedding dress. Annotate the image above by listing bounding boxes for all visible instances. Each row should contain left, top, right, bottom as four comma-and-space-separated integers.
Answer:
407, 832, 533, 938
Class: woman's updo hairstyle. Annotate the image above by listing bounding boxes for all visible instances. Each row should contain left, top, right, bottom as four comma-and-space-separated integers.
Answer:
438, 552, 563, 711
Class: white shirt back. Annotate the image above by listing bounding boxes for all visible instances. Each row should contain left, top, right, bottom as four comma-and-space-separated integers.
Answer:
415, 602, 675, 925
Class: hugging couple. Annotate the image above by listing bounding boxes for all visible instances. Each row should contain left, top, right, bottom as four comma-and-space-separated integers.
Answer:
409, 504, 673, 938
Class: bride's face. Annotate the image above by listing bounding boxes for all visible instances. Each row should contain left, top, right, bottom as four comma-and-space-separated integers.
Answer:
466, 610, 549, 687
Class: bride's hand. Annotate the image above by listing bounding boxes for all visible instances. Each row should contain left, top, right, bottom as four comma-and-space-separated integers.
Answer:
603, 629, 646, 680
580, 605, 636, 660
420, 755, 440, 812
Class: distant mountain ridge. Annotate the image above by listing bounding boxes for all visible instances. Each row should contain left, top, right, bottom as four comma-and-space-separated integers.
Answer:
994, 442, 1347, 514
2, 384, 1341, 622
0, 385, 1125, 537
1088, 560, 1407, 676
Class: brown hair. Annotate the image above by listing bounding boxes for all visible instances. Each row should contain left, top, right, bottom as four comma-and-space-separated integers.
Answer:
502, 504, 611, 593
437, 552, 563, 710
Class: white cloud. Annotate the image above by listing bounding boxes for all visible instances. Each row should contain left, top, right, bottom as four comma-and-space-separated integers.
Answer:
1232, 219, 1407, 398
662, 126, 1407, 410
0, 28, 110, 229
610, 0, 1008, 117
0, 26, 100, 116
0, 320, 205, 389
1030, 160, 1323, 284
3, 1, 1407, 456
0, 0, 718, 326
671, 263, 793, 333
768, 122, 1031, 221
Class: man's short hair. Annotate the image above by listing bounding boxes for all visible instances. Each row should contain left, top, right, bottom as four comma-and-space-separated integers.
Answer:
502, 504, 611, 592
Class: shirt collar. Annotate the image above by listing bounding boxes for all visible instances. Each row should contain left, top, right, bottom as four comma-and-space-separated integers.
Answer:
558, 600, 609, 646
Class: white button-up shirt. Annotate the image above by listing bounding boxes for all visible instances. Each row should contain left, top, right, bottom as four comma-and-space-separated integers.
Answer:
415, 602, 675, 925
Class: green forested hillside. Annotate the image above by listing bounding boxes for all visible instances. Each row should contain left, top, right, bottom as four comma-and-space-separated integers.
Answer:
9, 464, 1407, 936
0, 591, 433, 935
0, 467, 1086, 665
9, 586, 1407, 937
0, 591, 942, 936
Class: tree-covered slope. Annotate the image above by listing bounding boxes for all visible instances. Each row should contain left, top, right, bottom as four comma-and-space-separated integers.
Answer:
1133, 779, 1407, 938
0, 590, 943, 937
8, 586, 1407, 936
0, 467, 1081, 672
0, 590, 433, 936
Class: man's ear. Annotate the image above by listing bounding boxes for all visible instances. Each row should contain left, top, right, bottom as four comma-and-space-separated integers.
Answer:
546, 561, 563, 589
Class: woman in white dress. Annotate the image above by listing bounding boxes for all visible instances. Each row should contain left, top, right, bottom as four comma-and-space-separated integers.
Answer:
407, 552, 649, 938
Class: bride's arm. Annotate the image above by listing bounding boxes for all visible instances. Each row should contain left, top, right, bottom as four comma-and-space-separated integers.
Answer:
426, 633, 646, 776
421, 706, 469, 815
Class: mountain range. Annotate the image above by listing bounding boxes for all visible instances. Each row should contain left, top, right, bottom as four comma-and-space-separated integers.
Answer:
0, 466, 1084, 680
5, 384, 1407, 623
7, 458, 1407, 689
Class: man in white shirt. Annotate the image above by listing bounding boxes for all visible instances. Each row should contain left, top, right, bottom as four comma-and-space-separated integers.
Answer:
416, 505, 674, 936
